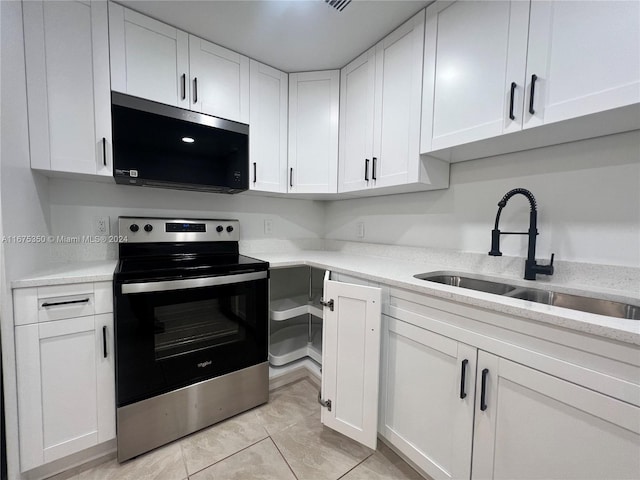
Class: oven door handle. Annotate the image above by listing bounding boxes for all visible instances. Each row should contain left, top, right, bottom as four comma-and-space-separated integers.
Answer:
121, 271, 268, 294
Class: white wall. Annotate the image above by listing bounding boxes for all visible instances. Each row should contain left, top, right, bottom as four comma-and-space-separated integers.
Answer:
48, 179, 325, 258
1, 2, 51, 480
325, 130, 640, 268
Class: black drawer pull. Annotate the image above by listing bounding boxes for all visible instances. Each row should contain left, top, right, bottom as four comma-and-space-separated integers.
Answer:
529, 74, 537, 115
41, 298, 90, 308
509, 82, 516, 120
102, 137, 107, 166
193, 77, 198, 103
460, 359, 468, 399
102, 326, 108, 358
181, 73, 186, 100
372, 157, 377, 180
365, 159, 369, 182
253, 162, 257, 183
480, 368, 489, 411
290, 167, 293, 188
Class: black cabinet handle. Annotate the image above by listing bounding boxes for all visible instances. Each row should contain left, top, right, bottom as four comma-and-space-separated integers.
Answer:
41, 298, 90, 308
480, 368, 489, 411
365, 159, 369, 182
253, 162, 257, 183
181, 73, 186, 100
372, 157, 377, 180
529, 74, 537, 115
102, 137, 107, 166
289, 167, 293, 188
194, 77, 198, 103
460, 359, 468, 399
509, 82, 516, 120
102, 326, 107, 358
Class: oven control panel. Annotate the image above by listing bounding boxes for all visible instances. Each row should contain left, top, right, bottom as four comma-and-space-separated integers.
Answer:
118, 217, 240, 243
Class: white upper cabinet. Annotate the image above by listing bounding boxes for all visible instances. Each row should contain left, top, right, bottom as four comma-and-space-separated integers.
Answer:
421, 0, 640, 159
524, 0, 640, 129
109, 3, 189, 108
421, 1, 529, 152
109, 3, 249, 123
339, 10, 449, 195
373, 10, 426, 189
249, 60, 288, 193
189, 36, 249, 123
288, 71, 340, 194
23, 0, 112, 176
338, 48, 376, 193
320, 274, 382, 449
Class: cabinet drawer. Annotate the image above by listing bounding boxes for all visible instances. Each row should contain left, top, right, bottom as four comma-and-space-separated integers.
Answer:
14, 282, 113, 326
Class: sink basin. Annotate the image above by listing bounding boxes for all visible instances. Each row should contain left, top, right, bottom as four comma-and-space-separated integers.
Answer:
414, 271, 640, 320
506, 289, 640, 320
413, 273, 517, 295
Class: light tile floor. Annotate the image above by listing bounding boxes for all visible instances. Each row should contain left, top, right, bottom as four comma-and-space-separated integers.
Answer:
70, 379, 424, 480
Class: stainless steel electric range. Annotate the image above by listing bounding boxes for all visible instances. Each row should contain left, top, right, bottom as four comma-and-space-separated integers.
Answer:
113, 217, 269, 462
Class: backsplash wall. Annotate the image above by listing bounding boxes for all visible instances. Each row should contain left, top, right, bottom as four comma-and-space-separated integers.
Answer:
48, 179, 326, 260
324, 130, 640, 268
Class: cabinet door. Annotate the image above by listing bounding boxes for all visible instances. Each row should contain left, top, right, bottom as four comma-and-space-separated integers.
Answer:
372, 10, 425, 188
338, 48, 376, 193
109, 3, 189, 108
524, 1, 640, 129
320, 276, 381, 449
189, 35, 250, 123
16, 317, 104, 471
380, 316, 476, 480
472, 351, 640, 480
249, 60, 288, 193
23, 0, 112, 176
421, 1, 530, 153
288, 71, 339, 194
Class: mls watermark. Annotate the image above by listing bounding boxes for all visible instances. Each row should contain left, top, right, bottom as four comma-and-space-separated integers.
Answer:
2, 235, 128, 244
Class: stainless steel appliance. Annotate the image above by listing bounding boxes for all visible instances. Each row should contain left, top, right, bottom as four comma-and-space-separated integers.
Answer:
114, 217, 269, 462
111, 93, 249, 193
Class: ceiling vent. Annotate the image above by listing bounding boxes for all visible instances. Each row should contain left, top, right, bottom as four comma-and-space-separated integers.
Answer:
324, 0, 352, 12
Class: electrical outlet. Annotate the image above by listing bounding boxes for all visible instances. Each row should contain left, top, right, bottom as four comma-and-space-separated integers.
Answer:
264, 219, 273, 236
356, 222, 365, 239
94, 216, 110, 236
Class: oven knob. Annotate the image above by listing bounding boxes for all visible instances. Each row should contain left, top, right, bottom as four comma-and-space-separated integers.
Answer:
144, 224, 153, 232
129, 224, 139, 232
226, 226, 234, 233
216, 225, 224, 233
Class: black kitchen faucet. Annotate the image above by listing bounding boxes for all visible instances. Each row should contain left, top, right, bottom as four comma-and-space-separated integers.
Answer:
489, 188, 555, 280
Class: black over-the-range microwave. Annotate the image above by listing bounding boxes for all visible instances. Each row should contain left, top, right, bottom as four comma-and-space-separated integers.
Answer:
111, 92, 249, 193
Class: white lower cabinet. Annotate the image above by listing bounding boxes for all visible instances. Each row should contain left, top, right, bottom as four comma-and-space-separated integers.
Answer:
472, 351, 640, 480
380, 315, 476, 480
13, 283, 115, 472
319, 274, 382, 449
380, 293, 640, 480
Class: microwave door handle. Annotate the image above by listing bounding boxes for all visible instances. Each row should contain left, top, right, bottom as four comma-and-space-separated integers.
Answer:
120, 271, 267, 294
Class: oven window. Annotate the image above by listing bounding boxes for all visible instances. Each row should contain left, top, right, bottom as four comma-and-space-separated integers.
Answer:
154, 296, 246, 360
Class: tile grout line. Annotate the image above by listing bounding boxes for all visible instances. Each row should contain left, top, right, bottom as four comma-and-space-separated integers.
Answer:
335, 450, 375, 480
269, 435, 300, 480
185, 434, 270, 478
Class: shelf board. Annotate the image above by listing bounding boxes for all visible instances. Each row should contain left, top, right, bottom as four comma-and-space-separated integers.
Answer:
271, 293, 323, 321
269, 323, 322, 367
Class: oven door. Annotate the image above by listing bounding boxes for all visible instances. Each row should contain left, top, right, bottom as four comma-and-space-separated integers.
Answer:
115, 271, 268, 407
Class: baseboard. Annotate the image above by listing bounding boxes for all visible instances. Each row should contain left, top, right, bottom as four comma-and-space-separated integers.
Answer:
22, 440, 116, 480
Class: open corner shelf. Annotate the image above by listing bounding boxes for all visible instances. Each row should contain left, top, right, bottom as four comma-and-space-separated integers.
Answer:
270, 292, 323, 321
269, 323, 322, 366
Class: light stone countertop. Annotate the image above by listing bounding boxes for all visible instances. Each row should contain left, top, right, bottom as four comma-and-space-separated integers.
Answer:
10, 252, 640, 345
250, 251, 640, 346
11, 260, 118, 288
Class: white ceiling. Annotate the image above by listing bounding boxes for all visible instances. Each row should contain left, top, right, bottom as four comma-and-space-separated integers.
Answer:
117, 0, 432, 72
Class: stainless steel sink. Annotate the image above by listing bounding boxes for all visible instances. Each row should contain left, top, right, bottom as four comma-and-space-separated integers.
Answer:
505, 288, 640, 320
414, 271, 640, 320
413, 273, 517, 295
